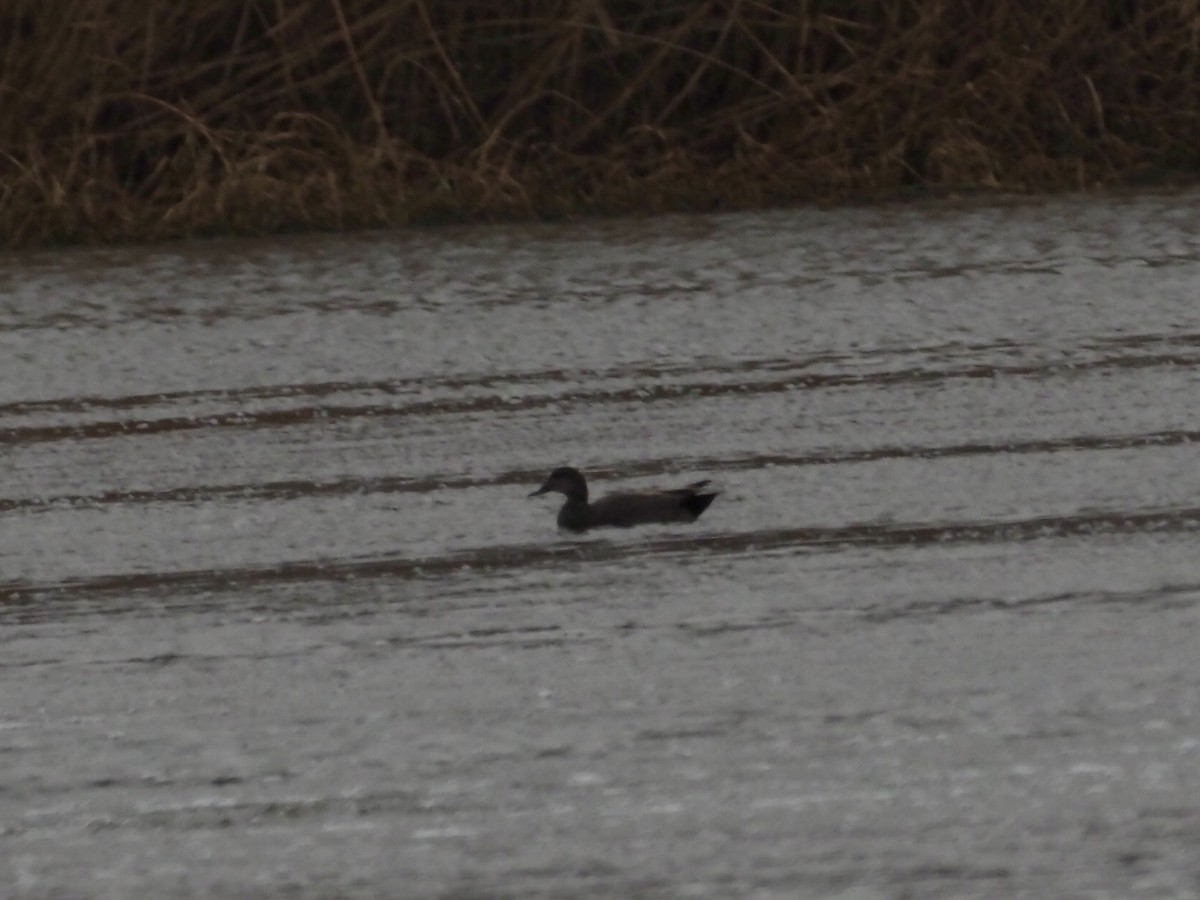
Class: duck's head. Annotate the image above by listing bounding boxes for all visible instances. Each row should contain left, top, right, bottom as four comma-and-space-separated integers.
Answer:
529, 466, 588, 502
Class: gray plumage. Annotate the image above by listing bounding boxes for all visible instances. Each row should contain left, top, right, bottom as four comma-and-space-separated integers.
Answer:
529, 466, 718, 532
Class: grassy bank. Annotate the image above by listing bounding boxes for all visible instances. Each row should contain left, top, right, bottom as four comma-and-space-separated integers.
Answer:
3, 0, 1200, 246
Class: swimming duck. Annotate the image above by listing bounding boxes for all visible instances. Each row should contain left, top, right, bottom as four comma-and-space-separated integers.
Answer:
529, 466, 718, 532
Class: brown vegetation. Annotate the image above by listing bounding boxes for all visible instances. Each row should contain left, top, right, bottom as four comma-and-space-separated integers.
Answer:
2, 0, 1200, 245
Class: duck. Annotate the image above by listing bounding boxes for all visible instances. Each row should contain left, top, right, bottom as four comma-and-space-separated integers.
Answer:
529, 466, 719, 532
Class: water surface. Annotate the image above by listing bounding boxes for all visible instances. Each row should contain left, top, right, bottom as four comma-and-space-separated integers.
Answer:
3, 192, 1200, 897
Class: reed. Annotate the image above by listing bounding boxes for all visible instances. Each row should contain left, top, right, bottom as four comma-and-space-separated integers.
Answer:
3, 0, 1199, 245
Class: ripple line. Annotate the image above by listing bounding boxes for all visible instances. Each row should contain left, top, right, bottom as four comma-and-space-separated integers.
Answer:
4, 505, 1200, 604
5, 351, 1200, 445
4, 428, 1198, 513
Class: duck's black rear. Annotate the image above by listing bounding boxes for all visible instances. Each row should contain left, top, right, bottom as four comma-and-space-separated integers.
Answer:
682, 492, 718, 520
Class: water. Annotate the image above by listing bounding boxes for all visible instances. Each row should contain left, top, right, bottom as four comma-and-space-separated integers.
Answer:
3, 192, 1200, 898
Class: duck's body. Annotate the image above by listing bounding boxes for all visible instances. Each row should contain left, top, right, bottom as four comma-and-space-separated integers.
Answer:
530, 467, 718, 532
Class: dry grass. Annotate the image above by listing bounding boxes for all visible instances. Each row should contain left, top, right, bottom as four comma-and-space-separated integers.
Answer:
3, 0, 1200, 245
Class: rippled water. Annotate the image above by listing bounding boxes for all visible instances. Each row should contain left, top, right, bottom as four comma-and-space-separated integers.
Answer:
3, 192, 1200, 897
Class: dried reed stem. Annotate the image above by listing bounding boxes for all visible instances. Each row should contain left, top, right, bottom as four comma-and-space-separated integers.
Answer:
2, 0, 1199, 245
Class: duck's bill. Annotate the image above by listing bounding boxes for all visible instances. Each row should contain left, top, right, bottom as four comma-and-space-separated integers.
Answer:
529, 485, 550, 497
